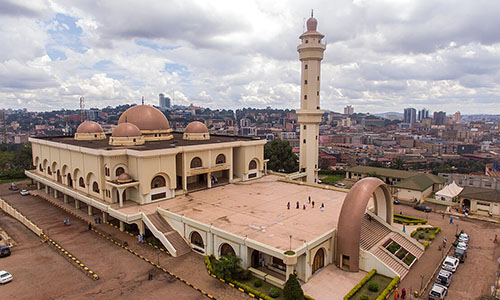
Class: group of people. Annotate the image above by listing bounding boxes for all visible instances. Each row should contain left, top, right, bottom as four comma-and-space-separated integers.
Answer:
287, 196, 325, 212
393, 287, 406, 299
63, 218, 71, 226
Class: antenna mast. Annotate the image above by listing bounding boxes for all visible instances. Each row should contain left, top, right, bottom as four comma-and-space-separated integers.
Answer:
79, 97, 85, 122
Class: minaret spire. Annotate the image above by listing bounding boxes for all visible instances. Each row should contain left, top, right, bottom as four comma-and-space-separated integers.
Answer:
297, 14, 326, 184
311, 9, 313, 17
142, 96, 144, 105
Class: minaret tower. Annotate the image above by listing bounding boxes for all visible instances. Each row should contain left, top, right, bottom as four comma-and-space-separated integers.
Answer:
297, 12, 326, 184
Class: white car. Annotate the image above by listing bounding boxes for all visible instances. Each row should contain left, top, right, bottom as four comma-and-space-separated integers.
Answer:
0, 270, 13, 284
334, 183, 346, 188
429, 283, 448, 299
456, 242, 468, 251
458, 233, 469, 244
442, 256, 460, 272
19, 189, 29, 196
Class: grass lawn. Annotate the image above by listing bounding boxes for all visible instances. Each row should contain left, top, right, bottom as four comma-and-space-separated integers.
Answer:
319, 174, 344, 185
0, 177, 27, 184
351, 274, 392, 300
240, 275, 285, 300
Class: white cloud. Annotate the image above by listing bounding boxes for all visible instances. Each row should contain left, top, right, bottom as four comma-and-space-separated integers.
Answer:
0, 0, 499, 114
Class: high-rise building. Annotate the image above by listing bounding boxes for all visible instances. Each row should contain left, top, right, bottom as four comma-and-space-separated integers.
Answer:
159, 93, 171, 110
433, 111, 446, 125
297, 14, 326, 184
417, 108, 429, 121
454, 111, 461, 124
403, 108, 416, 125
344, 105, 354, 115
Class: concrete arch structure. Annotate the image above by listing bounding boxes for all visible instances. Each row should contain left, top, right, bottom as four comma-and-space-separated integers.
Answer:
336, 177, 393, 272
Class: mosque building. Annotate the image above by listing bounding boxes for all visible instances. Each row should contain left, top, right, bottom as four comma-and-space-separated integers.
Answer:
26, 15, 422, 286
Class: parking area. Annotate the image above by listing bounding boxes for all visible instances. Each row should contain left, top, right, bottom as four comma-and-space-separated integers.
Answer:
0, 181, 246, 300
395, 204, 500, 299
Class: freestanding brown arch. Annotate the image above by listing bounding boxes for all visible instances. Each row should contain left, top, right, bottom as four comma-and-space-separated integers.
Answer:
336, 177, 393, 272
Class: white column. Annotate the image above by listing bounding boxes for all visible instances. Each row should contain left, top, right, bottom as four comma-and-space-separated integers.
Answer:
138, 221, 145, 235
63, 194, 68, 204
37, 182, 41, 190
54, 189, 58, 199
102, 212, 108, 223
45, 185, 49, 194
75, 199, 80, 209
207, 172, 212, 188
88, 205, 93, 216
119, 221, 125, 232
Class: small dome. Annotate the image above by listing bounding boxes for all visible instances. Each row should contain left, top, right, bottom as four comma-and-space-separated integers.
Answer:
112, 123, 142, 137
117, 172, 133, 183
76, 121, 103, 133
118, 105, 170, 131
306, 17, 318, 32
184, 121, 208, 134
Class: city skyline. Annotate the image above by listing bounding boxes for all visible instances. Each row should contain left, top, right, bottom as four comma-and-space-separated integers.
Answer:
1, 0, 500, 114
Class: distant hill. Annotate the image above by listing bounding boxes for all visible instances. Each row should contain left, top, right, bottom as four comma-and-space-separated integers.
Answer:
373, 112, 403, 120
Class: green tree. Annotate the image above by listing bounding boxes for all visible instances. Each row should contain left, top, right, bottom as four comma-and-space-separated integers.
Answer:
392, 158, 406, 170
213, 254, 243, 280
283, 274, 304, 300
264, 139, 298, 173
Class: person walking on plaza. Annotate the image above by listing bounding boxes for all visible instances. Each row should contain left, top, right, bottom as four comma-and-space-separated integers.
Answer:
88, 221, 92, 230
312, 201, 315, 208
63, 219, 66, 226
287, 202, 290, 210
308, 196, 311, 204
66, 218, 70, 225
296, 201, 299, 209
303, 202, 306, 210
394, 288, 399, 299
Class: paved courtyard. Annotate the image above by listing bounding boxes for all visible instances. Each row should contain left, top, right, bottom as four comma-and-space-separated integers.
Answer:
119, 175, 349, 250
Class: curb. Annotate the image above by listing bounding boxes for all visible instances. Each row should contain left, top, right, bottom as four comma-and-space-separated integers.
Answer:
91, 227, 216, 299
42, 233, 99, 280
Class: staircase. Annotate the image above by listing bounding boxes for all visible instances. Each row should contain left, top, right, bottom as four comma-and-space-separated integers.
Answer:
372, 247, 410, 278
144, 213, 192, 257
360, 214, 392, 251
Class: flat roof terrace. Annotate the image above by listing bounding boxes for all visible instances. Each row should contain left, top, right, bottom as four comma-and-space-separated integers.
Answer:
32, 132, 258, 151
119, 175, 349, 251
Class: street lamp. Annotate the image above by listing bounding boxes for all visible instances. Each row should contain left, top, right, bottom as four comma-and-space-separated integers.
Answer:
420, 274, 425, 292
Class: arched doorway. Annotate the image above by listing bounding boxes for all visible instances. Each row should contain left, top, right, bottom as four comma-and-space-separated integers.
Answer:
220, 243, 236, 257
312, 248, 325, 274
67, 173, 73, 187
462, 199, 471, 213
190, 231, 204, 248
251, 250, 260, 268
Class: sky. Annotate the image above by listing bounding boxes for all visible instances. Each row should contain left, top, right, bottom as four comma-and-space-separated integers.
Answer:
1, 0, 500, 114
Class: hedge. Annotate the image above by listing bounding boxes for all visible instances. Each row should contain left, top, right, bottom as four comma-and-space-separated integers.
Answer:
393, 214, 428, 225
423, 241, 430, 249
343, 269, 377, 300
375, 276, 400, 300
410, 227, 441, 239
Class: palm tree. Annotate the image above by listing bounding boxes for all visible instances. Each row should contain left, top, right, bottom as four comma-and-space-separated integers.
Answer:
392, 158, 406, 170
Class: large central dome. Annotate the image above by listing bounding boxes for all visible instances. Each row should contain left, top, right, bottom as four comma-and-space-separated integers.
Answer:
118, 105, 170, 131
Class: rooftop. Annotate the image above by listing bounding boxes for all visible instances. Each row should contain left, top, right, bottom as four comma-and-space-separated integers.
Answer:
118, 175, 349, 251
395, 173, 447, 191
348, 165, 417, 179
32, 132, 259, 151
459, 186, 500, 203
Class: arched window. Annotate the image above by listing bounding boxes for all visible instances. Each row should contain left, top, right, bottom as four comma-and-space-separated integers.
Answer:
115, 167, 125, 177
216, 154, 226, 164
39, 164, 43, 171
190, 157, 202, 169
79, 177, 85, 188
220, 243, 236, 257
47, 167, 52, 175
151, 175, 166, 189
92, 182, 99, 193
67, 173, 73, 187
190, 231, 204, 248
249, 160, 257, 170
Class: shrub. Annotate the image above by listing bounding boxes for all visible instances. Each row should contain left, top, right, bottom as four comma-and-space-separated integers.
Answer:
269, 288, 281, 298
284, 274, 305, 300
410, 230, 417, 237
429, 234, 435, 240
368, 282, 379, 292
343, 269, 376, 299
254, 279, 263, 288
284, 250, 295, 255
423, 241, 430, 249
239, 270, 252, 281
360, 295, 369, 300
434, 227, 441, 234
418, 233, 425, 239
213, 254, 243, 280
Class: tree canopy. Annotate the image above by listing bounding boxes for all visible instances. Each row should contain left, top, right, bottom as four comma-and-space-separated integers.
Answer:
264, 139, 298, 173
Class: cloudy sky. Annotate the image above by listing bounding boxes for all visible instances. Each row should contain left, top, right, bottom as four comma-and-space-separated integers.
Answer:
1, 0, 499, 114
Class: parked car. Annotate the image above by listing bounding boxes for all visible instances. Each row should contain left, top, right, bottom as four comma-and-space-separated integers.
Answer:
458, 233, 469, 244
393, 198, 400, 205
454, 247, 467, 263
334, 183, 346, 188
435, 269, 453, 287
429, 283, 447, 299
8, 183, 18, 191
442, 256, 460, 272
0, 245, 10, 258
19, 189, 29, 196
0, 270, 13, 284
414, 204, 431, 212
456, 242, 468, 251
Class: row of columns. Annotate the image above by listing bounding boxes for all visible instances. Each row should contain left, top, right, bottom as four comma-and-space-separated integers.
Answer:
38, 180, 145, 236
